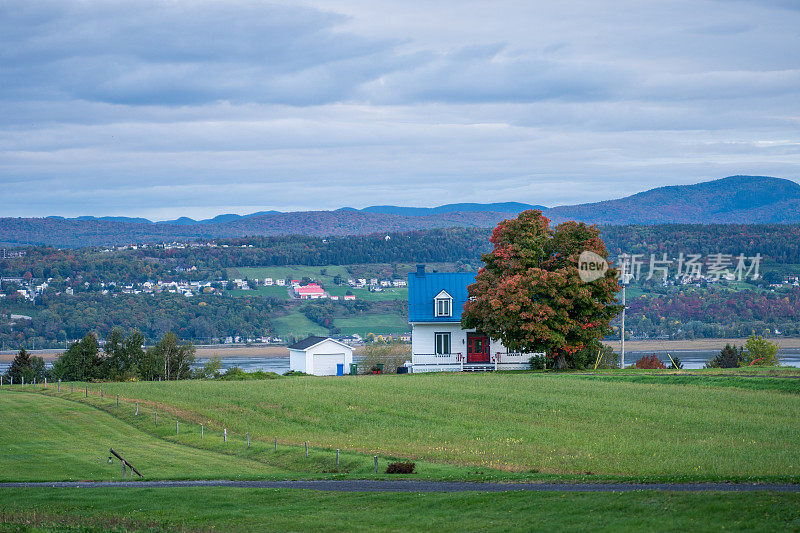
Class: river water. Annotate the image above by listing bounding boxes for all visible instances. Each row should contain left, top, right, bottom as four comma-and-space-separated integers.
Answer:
2, 351, 799, 374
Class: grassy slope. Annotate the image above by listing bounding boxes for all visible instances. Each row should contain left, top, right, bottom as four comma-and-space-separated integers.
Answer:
1, 487, 799, 532
0, 391, 287, 481
336, 313, 409, 337
34, 372, 800, 481
271, 309, 329, 337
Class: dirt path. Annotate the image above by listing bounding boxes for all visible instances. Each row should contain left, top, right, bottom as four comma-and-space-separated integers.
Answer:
2, 480, 797, 492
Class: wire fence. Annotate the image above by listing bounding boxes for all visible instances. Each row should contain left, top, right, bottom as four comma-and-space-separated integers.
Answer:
1, 379, 396, 478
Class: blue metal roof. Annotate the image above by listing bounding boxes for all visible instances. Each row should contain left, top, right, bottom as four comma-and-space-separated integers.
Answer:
408, 266, 475, 323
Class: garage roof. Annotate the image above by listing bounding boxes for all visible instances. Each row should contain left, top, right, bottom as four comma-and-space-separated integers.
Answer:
288, 336, 351, 351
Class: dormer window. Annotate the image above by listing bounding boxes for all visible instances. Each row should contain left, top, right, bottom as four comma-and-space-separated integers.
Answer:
434, 290, 452, 317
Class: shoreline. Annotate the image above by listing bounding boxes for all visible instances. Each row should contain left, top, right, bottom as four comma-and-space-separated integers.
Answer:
4, 337, 799, 363
601, 337, 800, 352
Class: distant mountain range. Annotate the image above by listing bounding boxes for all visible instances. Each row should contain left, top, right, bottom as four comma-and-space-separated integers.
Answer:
2, 175, 798, 247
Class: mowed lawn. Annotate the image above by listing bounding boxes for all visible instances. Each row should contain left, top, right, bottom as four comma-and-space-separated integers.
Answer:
0, 391, 289, 481
1, 487, 798, 532
67, 372, 800, 480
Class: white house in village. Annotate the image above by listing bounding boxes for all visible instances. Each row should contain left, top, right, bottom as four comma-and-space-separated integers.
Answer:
408, 265, 540, 372
288, 336, 354, 376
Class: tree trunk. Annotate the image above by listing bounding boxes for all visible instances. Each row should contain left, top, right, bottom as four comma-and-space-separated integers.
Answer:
554, 353, 567, 370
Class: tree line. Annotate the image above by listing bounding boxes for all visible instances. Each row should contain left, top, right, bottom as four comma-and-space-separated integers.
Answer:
3, 329, 196, 383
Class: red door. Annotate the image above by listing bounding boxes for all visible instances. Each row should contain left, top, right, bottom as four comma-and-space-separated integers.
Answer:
467, 334, 490, 363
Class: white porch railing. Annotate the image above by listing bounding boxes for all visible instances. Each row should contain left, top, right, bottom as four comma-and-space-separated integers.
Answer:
491, 351, 543, 370
410, 351, 545, 372
411, 353, 463, 372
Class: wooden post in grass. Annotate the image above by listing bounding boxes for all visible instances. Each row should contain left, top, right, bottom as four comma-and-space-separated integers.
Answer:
247, 432, 250, 447
201, 425, 204, 439
44, 377, 47, 389
274, 436, 277, 452
176, 420, 179, 434
155, 412, 158, 426
224, 429, 227, 442
58, 379, 60, 392
21, 376, 24, 386
135, 402, 138, 416
101, 387, 103, 399
374, 456, 378, 474
9, 376, 12, 385
33, 378, 36, 389
116, 394, 119, 407
305, 441, 308, 457
336, 449, 339, 466
85, 385, 87, 397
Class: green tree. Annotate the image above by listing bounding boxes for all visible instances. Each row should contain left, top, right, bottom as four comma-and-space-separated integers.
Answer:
4, 347, 45, 382
51, 334, 101, 381
150, 332, 195, 380
742, 335, 780, 367
705, 343, 743, 368
462, 210, 621, 369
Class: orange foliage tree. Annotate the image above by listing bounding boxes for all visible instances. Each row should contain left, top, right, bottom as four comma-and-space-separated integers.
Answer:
462, 210, 621, 369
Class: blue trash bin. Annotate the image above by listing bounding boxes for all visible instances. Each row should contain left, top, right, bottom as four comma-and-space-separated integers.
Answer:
336, 363, 344, 376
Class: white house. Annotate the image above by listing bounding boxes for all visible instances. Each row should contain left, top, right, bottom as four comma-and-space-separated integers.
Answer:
288, 336, 354, 376
408, 265, 540, 372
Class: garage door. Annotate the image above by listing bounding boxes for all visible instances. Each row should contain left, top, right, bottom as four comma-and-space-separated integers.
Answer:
312, 353, 345, 376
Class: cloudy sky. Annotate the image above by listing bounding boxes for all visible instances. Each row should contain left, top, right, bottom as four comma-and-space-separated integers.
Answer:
2, 0, 799, 220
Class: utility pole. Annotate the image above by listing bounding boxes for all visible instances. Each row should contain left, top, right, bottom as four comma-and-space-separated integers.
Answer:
620, 281, 627, 369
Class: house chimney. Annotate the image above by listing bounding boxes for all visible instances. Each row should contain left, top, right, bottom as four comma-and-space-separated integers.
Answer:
415, 264, 425, 277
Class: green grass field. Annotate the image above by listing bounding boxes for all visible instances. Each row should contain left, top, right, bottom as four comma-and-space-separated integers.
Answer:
229, 265, 351, 282
271, 309, 329, 338
3, 372, 800, 531
228, 284, 292, 300
12, 371, 800, 482
336, 313, 409, 337
1, 487, 798, 532
0, 391, 287, 481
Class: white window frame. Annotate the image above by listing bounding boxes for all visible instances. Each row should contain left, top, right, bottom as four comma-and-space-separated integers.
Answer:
434, 290, 453, 317
435, 332, 451, 355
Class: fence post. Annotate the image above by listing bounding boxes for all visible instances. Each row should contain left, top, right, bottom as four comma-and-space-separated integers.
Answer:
85, 385, 87, 398
33, 378, 36, 389
336, 449, 339, 466
9, 376, 12, 385
176, 420, 179, 434
44, 377, 47, 389
100, 388, 103, 399
155, 412, 158, 426
374, 456, 378, 474
135, 402, 138, 415
58, 379, 60, 392
116, 394, 119, 407
201, 424, 204, 439
247, 432, 250, 447
274, 436, 277, 452
71, 382, 73, 393
224, 429, 227, 442
22, 376, 24, 386
305, 441, 308, 457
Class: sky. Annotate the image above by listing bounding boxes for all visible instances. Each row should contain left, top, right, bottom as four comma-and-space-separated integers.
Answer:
1, 0, 799, 220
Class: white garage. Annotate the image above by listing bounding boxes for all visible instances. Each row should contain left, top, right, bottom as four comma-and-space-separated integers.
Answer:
287, 336, 354, 376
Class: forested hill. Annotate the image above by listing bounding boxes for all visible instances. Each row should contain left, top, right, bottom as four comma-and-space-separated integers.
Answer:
546, 175, 800, 224
5, 225, 800, 282
2, 175, 799, 247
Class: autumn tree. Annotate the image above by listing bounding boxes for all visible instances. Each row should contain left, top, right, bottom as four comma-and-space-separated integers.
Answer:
462, 210, 621, 369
